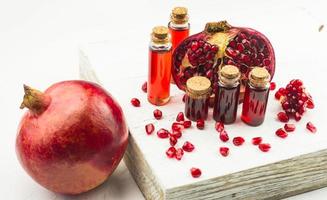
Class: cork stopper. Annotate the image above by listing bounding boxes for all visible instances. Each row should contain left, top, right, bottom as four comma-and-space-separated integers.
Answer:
219, 65, 240, 86
249, 67, 271, 88
186, 76, 211, 98
151, 26, 169, 44
204, 21, 231, 34
170, 7, 189, 24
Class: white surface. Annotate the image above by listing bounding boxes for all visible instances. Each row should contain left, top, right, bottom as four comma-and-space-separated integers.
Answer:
0, 0, 326, 199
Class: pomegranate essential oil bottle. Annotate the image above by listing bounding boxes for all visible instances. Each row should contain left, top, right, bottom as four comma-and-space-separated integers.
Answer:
168, 7, 190, 54
241, 67, 271, 126
213, 65, 241, 124
148, 26, 172, 106
185, 76, 211, 121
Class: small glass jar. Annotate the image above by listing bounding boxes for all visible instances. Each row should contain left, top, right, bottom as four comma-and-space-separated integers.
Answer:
213, 65, 241, 124
241, 67, 271, 126
185, 76, 211, 121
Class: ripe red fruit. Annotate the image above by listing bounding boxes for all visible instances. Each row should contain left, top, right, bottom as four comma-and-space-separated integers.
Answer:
219, 130, 229, 142
175, 148, 184, 160
284, 124, 296, 132
270, 82, 276, 90
157, 128, 169, 138
176, 112, 185, 122
169, 136, 178, 146
183, 120, 192, 128
166, 147, 176, 158
190, 167, 202, 178
153, 109, 163, 120
306, 99, 315, 109
215, 122, 224, 132
170, 130, 182, 139
277, 112, 289, 123
16, 82, 128, 194
196, 119, 205, 130
252, 137, 262, 145
141, 81, 147, 93
275, 88, 285, 100
259, 143, 271, 152
145, 123, 155, 135
233, 137, 245, 146
182, 141, 195, 152
306, 122, 317, 133
172, 122, 184, 132
219, 147, 229, 157
172, 21, 275, 100
131, 98, 140, 107
275, 128, 288, 138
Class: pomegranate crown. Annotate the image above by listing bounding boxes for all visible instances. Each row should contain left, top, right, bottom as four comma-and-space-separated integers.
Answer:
20, 85, 51, 115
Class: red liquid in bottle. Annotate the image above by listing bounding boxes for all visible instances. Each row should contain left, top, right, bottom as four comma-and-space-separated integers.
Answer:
185, 95, 209, 121
169, 26, 189, 54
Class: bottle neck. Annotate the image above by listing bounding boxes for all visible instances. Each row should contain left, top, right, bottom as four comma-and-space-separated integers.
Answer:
169, 21, 189, 30
248, 81, 269, 90
219, 79, 240, 88
150, 42, 172, 51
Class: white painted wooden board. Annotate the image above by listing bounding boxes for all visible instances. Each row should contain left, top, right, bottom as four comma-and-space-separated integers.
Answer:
79, 0, 327, 199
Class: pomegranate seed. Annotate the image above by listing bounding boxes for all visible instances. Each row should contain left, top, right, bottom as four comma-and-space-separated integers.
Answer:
284, 124, 296, 132
175, 148, 184, 160
166, 147, 176, 158
141, 81, 147, 93
294, 112, 302, 121
252, 137, 262, 145
172, 122, 183, 132
169, 136, 178, 146
170, 130, 182, 139
131, 98, 140, 107
176, 112, 185, 122
157, 128, 169, 139
307, 99, 314, 109
215, 122, 224, 132
182, 141, 195, 152
153, 109, 162, 120
306, 122, 317, 133
259, 143, 271, 152
145, 123, 154, 135
219, 130, 229, 142
219, 147, 229, 157
277, 112, 289, 123
196, 119, 205, 130
190, 167, 201, 178
182, 94, 186, 102
183, 120, 192, 128
275, 128, 288, 138
270, 82, 276, 90
233, 137, 245, 146
275, 91, 282, 100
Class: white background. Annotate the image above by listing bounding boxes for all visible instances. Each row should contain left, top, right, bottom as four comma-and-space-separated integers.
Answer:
0, 0, 326, 199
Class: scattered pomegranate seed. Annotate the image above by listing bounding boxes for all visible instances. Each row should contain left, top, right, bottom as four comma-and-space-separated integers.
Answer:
131, 98, 140, 107
190, 167, 202, 178
219, 147, 229, 157
259, 143, 271, 152
145, 123, 154, 135
284, 124, 296, 132
175, 148, 184, 160
219, 130, 229, 142
172, 122, 183, 132
233, 137, 245, 146
252, 137, 262, 145
275, 128, 288, 138
166, 147, 176, 158
182, 141, 195, 152
153, 109, 162, 120
277, 112, 289, 123
306, 99, 314, 109
157, 128, 169, 138
196, 119, 205, 130
306, 122, 317, 133
215, 122, 224, 132
141, 81, 147, 93
170, 130, 182, 139
176, 112, 185, 122
294, 112, 302, 121
183, 120, 192, 128
182, 94, 186, 103
270, 82, 276, 90
169, 136, 178, 146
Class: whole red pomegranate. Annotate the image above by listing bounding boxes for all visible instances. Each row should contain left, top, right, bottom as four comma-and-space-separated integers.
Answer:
16, 81, 128, 194
172, 21, 275, 97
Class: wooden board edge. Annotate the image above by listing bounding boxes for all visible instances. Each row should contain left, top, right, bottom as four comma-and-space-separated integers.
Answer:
166, 149, 327, 200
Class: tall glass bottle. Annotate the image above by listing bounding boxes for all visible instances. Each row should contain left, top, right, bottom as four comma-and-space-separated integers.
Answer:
148, 26, 172, 106
241, 67, 271, 126
213, 65, 241, 124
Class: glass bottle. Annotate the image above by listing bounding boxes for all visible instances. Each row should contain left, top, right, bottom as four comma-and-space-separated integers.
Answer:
185, 76, 211, 121
213, 65, 241, 124
148, 26, 172, 106
241, 67, 271, 126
